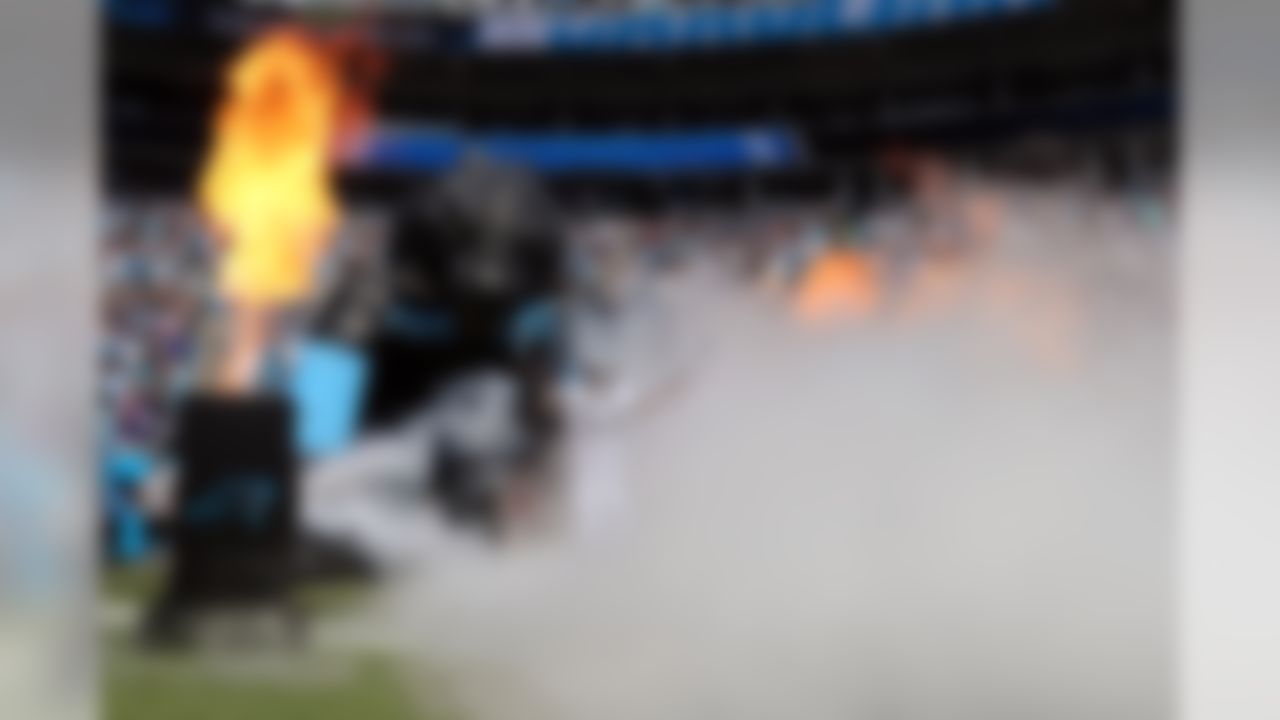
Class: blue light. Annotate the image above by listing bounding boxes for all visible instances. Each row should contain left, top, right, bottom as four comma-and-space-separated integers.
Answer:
290, 339, 369, 458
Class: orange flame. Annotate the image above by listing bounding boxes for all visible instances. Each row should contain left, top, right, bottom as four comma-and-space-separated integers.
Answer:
198, 25, 354, 305
792, 249, 881, 326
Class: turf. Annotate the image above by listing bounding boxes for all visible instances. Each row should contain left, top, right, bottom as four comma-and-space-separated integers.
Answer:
103, 566, 460, 720
105, 636, 461, 720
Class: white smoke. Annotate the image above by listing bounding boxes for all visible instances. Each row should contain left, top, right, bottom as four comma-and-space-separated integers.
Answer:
370, 181, 1172, 720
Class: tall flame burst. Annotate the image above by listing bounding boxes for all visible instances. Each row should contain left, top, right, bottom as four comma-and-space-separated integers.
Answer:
198, 25, 348, 305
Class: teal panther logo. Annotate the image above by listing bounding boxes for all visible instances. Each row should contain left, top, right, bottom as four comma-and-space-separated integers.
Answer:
185, 473, 278, 531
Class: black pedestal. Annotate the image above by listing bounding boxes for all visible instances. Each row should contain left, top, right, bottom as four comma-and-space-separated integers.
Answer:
142, 394, 304, 647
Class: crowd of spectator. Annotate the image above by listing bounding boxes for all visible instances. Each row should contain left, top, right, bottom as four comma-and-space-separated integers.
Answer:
100, 202, 212, 457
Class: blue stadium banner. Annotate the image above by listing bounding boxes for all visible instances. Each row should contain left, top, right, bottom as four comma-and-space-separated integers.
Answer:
478, 0, 1057, 53
361, 125, 805, 176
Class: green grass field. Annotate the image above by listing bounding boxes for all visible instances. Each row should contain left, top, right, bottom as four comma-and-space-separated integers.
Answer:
103, 565, 462, 720
105, 644, 439, 720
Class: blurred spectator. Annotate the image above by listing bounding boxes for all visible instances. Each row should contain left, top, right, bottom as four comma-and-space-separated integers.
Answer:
99, 203, 212, 457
